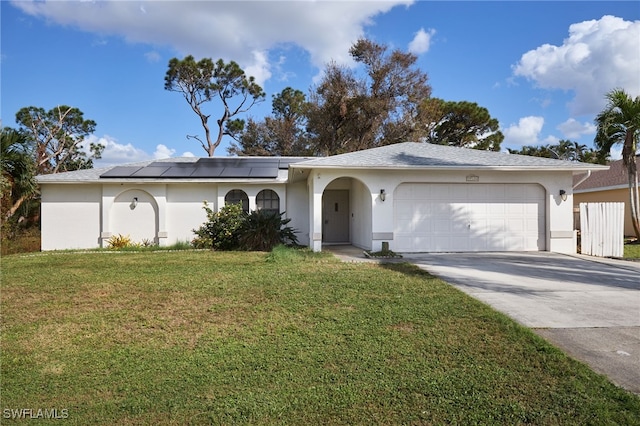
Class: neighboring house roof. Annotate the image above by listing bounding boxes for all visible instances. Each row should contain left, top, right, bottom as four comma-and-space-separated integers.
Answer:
290, 142, 608, 172
573, 155, 639, 193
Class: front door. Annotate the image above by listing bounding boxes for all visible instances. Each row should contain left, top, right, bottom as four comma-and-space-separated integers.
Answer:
323, 190, 349, 243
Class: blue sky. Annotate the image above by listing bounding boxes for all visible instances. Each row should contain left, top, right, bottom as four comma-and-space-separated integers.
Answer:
2, 1, 639, 167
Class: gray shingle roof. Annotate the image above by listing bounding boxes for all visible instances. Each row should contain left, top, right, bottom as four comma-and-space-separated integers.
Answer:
292, 142, 608, 171
36, 156, 313, 183
37, 143, 608, 184
36, 157, 197, 183
574, 155, 638, 192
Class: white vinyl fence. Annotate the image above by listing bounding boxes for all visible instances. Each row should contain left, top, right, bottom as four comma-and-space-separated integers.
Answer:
579, 202, 624, 258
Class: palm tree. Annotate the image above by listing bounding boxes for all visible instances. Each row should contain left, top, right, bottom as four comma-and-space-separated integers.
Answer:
595, 89, 640, 240
1, 128, 37, 222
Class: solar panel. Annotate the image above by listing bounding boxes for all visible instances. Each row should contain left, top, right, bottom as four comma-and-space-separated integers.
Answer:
220, 167, 253, 177
132, 166, 172, 177
190, 165, 223, 177
100, 157, 313, 179
100, 166, 144, 178
249, 167, 279, 177
161, 166, 197, 177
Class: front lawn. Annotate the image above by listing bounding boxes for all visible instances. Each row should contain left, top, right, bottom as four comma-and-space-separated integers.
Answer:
2, 247, 638, 424
625, 240, 640, 260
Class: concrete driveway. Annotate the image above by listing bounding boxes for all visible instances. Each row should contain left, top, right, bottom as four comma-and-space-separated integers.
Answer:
401, 252, 640, 394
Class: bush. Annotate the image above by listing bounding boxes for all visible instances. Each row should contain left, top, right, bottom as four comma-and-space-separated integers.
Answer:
239, 210, 299, 251
192, 203, 299, 251
106, 234, 136, 249
192, 202, 246, 250
0, 225, 40, 255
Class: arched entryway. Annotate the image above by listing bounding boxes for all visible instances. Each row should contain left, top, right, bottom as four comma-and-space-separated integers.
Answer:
322, 177, 372, 248
110, 189, 159, 244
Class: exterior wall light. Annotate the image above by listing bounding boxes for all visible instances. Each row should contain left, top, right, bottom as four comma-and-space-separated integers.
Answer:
559, 190, 567, 202
380, 189, 386, 202
131, 197, 138, 210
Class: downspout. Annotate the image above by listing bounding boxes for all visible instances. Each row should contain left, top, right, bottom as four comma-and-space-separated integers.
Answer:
573, 170, 591, 189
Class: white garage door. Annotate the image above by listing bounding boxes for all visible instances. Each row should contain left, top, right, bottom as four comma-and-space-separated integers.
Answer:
394, 183, 545, 252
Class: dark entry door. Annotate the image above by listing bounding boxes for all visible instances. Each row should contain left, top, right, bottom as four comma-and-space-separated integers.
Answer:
323, 190, 349, 243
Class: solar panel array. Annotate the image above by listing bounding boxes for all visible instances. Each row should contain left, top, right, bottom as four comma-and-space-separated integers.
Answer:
100, 158, 309, 179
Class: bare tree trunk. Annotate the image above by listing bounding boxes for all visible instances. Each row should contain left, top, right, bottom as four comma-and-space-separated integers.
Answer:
5, 194, 29, 220
629, 165, 640, 240
623, 131, 640, 240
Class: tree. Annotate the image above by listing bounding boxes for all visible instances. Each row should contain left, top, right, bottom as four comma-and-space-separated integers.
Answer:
594, 88, 640, 240
15, 106, 101, 174
420, 98, 503, 151
1, 128, 37, 222
306, 62, 362, 155
229, 87, 311, 156
508, 140, 602, 164
165, 56, 266, 156
227, 118, 273, 156
306, 38, 432, 155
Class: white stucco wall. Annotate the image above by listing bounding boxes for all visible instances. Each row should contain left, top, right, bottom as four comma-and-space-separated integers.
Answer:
285, 180, 310, 246
102, 184, 167, 246
306, 168, 577, 254
40, 181, 305, 250
41, 184, 102, 250
346, 178, 373, 250
39, 167, 577, 254
166, 184, 216, 245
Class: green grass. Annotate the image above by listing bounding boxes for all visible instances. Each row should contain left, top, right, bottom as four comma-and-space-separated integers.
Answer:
2, 246, 639, 425
625, 241, 640, 259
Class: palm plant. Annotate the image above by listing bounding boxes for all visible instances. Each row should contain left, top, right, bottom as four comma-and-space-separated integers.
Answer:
1, 128, 37, 223
240, 210, 299, 251
594, 89, 640, 239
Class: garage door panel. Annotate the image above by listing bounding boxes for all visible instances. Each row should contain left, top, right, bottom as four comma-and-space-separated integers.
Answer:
431, 185, 451, 199
395, 184, 413, 199
394, 183, 545, 252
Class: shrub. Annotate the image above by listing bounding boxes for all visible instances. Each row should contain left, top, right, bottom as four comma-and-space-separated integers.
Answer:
0, 226, 40, 255
192, 203, 299, 251
106, 234, 134, 249
140, 238, 157, 248
192, 202, 246, 250
239, 210, 299, 251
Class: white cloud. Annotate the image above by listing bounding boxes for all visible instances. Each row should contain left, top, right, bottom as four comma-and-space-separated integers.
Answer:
609, 145, 623, 160
82, 136, 194, 167
556, 118, 596, 140
144, 50, 161, 63
82, 135, 150, 167
513, 15, 640, 115
408, 28, 435, 55
153, 144, 175, 160
502, 116, 545, 147
244, 50, 272, 87
12, 0, 414, 80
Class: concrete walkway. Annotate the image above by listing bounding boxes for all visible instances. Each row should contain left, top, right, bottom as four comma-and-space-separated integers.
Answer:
325, 246, 640, 394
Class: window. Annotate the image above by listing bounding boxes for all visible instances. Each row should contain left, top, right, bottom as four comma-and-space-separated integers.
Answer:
225, 189, 249, 213
256, 189, 280, 215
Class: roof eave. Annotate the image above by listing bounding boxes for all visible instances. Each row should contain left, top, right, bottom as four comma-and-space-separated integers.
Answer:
574, 184, 628, 193
37, 177, 289, 184
290, 164, 608, 172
